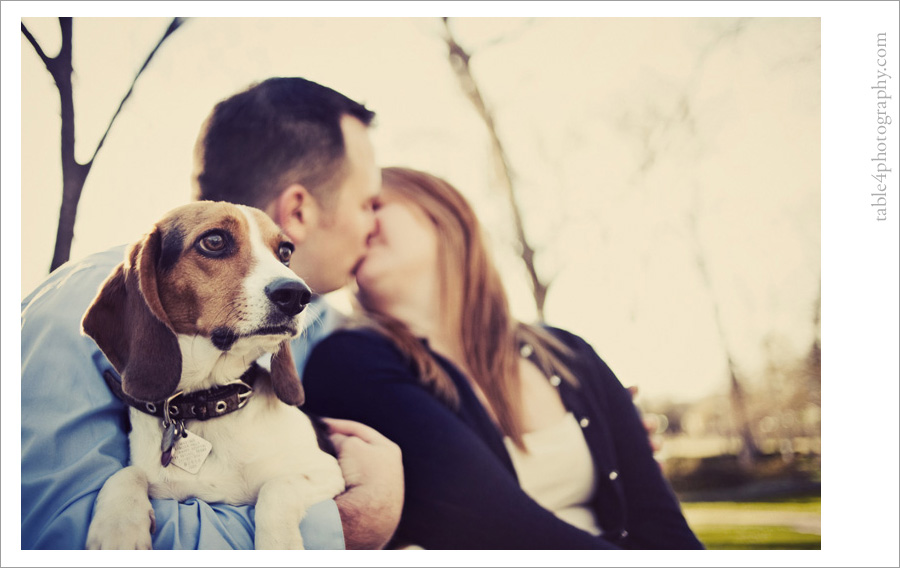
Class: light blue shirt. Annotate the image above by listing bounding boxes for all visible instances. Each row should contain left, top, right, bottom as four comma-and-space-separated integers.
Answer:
21, 246, 344, 550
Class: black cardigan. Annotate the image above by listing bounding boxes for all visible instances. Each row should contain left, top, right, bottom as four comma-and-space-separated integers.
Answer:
302, 326, 704, 550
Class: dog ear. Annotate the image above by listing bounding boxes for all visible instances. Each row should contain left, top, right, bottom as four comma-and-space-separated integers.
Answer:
269, 340, 304, 406
82, 228, 182, 402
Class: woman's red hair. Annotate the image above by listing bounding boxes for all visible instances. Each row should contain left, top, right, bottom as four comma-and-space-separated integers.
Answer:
356, 167, 575, 449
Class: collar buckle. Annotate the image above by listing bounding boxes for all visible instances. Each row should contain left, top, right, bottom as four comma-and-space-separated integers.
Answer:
227, 379, 254, 410
163, 390, 185, 424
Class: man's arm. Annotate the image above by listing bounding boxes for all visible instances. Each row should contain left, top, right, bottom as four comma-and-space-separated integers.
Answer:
325, 418, 404, 550
148, 498, 342, 549
293, 301, 404, 549
21, 249, 344, 550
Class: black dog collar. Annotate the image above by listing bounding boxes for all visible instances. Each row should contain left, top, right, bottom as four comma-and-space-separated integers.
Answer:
102, 364, 261, 421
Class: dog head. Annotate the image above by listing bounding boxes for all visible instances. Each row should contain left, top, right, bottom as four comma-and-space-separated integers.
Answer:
82, 201, 310, 406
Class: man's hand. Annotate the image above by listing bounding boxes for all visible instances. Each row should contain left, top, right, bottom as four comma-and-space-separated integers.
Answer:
323, 418, 403, 550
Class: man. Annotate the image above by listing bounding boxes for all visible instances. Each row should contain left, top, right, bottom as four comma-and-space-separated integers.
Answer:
21, 77, 401, 550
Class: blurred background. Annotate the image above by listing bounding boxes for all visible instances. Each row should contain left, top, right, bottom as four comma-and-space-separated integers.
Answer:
20, 15, 823, 549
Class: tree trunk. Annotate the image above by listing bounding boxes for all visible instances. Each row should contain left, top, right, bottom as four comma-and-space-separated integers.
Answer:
728, 356, 762, 467
441, 17, 549, 321
49, 18, 89, 271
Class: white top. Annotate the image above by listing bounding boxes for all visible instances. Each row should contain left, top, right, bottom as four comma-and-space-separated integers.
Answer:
504, 412, 602, 536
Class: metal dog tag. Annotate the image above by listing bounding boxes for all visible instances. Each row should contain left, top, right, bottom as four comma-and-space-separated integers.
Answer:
161, 420, 184, 467
171, 430, 212, 474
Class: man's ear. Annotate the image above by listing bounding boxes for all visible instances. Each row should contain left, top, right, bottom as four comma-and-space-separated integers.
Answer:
271, 184, 319, 244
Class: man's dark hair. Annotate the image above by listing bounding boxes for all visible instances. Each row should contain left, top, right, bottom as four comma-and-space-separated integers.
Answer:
194, 77, 376, 210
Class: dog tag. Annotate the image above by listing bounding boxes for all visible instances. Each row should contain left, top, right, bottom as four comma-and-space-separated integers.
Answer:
171, 430, 212, 474
161, 420, 184, 467
161, 448, 173, 467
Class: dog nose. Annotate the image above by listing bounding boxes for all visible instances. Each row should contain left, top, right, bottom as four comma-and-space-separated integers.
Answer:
265, 278, 312, 317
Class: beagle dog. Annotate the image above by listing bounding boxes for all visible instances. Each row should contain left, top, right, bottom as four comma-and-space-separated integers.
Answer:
81, 201, 345, 549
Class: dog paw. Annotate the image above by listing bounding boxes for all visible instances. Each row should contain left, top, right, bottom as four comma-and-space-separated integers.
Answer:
86, 507, 155, 550
255, 528, 305, 550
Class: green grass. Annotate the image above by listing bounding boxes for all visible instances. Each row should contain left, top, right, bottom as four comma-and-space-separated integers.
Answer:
691, 524, 821, 550
682, 497, 821, 513
681, 497, 821, 550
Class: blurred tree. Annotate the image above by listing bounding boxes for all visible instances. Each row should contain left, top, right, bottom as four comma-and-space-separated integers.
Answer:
687, 205, 763, 467
438, 18, 817, 471
805, 282, 822, 402
440, 17, 551, 321
21, 17, 185, 272
624, 20, 768, 468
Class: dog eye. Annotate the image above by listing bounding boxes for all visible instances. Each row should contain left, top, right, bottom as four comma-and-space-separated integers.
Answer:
196, 230, 231, 257
201, 233, 226, 252
277, 242, 294, 265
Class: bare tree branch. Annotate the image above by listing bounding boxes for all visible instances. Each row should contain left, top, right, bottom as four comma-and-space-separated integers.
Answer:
441, 17, 550, 320
473, 18, 536, 52
20, 22, 53, 69
624, 20, 763, 465
23, 17, 186, 271
89, 17, 186, 165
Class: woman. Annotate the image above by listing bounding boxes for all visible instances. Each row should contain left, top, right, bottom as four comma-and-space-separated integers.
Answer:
302, 167, 704, 550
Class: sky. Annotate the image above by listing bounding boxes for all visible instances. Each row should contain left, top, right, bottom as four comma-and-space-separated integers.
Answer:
3, 3, 900, 566
14, 14, 825, 404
